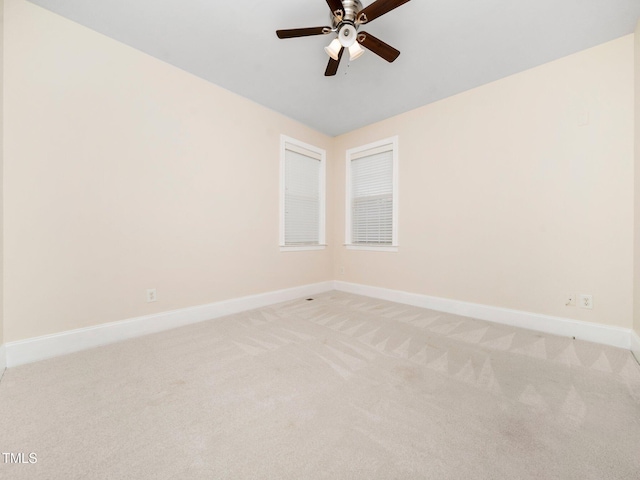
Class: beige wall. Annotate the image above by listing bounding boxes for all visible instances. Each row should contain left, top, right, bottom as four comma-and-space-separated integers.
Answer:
634, 21, 640, 351
4, 0, 637, 345
333, 36, 634, 329
4, 0, 333, 342
0, 0, 4, 348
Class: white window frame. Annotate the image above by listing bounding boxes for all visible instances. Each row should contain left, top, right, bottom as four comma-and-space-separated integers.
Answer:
279, 135, 327, 252
345, 136, 399, 252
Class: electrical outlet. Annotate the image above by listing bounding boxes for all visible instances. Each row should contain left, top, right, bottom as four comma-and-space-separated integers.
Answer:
579, 294, 592, 309
565, 293, 576, 307
146, 288, 157, 303
339, 266, 345, 275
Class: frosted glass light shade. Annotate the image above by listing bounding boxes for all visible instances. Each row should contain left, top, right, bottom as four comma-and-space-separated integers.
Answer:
324, 39, 342, 61
349, 42, 364, 61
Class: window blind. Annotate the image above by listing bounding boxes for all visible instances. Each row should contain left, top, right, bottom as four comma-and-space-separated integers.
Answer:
284, 148, 320, 245
351, 149, 393, 245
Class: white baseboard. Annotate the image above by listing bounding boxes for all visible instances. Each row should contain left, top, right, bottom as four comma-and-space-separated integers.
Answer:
5, 280, 635, 369
0, 344, 6, 380
631, 330, 640, 364
333, 281, 633, 350
6, 281, 334, 368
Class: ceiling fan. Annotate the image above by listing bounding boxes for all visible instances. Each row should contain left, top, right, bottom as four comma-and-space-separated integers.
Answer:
276, 0, 411, 76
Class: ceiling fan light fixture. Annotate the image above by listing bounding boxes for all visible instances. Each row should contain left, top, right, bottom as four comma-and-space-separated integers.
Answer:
348, 42, 364, 61
324, 38, 342, 61
276, 0, 411, 77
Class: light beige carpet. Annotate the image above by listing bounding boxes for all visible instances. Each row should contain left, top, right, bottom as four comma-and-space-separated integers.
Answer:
1, 291, 639, 479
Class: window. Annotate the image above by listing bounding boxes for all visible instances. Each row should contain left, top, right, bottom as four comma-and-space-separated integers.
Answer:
346, 137, 398, 251
279, 135, 326, 251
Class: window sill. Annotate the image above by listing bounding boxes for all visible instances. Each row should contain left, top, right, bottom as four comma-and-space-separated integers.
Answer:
345, 245, 398, 252
280, 245, 327, 252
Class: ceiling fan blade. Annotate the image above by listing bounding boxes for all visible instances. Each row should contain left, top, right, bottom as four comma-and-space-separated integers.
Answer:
357, 0, 411, 24
357, 31, 400, 62
325, 0, 345, 17
276, 27, 332, 39
325, 47, 344, 76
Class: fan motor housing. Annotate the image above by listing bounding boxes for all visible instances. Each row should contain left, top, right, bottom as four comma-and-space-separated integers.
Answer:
331, 0, 362, 26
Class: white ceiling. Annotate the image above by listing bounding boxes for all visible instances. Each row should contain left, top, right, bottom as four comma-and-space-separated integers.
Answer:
27, 0, 640, 136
